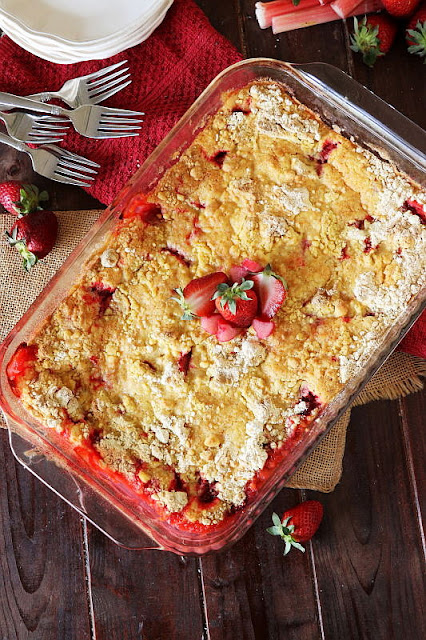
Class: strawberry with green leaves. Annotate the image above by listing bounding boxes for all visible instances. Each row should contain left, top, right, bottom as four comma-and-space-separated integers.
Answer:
406, 3, 426, 61
213, 279, 258, 327
0, 182, 48, 216
173, 272, 228, 319
267, 500, 323, 555
6, 209, 58, 271
350, 15, 398, 67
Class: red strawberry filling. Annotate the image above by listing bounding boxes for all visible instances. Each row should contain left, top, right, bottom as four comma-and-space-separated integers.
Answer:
6, 343, 38, 397
314, 140, 338, 175
339, 245, 351, 260
161, 246, 191, 267
402, 199, 426, 224
197, 477, 218, 504
177, 349, 192, 375
185, 214, 202, 244
123, 195, 163, 223
86, 282, 116, 314
209, 151, 228, 167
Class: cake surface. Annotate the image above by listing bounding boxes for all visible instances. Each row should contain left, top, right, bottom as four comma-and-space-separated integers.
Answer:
9, 80, 426, 528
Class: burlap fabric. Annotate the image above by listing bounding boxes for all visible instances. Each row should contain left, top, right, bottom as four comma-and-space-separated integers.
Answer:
1, 210, 425, 492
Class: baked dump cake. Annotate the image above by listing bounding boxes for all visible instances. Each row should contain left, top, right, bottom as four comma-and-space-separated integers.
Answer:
7, 80, 426, 530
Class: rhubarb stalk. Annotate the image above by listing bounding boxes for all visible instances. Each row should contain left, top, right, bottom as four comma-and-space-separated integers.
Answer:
255, 0, 321, 28
331, 0, 383, 18
272, 0, 383, 33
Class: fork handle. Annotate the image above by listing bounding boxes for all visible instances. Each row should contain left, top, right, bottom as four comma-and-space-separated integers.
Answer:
0, 92, 69, 117
0, 131, 28, 153
24, 91, 72, 107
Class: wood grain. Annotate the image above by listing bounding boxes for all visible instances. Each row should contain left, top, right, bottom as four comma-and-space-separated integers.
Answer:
308, 400, 426, 639
87, 525, 205, 640
200, 490, 322, 640
0, 431, 92, 640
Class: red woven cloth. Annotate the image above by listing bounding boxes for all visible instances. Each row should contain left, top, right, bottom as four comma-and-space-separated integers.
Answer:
0, 0, 424, 358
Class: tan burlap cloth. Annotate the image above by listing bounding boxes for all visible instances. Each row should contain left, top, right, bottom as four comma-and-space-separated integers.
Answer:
1, 210, 425, 491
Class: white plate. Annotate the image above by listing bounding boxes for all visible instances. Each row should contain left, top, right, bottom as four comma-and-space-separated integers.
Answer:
0, 0, 172, 63
0, 0, 170, 43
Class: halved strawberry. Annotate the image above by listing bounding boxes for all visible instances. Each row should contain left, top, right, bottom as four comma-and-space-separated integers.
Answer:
173, 272, 228, 320
251, 264, 287, 319
213, 280, 258, 328
252, 317, 275, 339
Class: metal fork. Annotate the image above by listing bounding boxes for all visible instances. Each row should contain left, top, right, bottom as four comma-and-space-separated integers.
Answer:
0, 92, 143, 139
0, 110, 69, 144
0, 132, 99, 187
25, 60, 132, 109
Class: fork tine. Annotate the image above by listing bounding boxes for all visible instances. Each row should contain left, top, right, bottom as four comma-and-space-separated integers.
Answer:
94, 131, 140, 139
100, 108, 144, 117
34, 116, 70, 124
28, 137, 65, 144
89, 68, 130, 90
55, 157, 98, 174
90, 81, 132, 105
52, 173, 93, 187
56, 164, 96, 180
33, 122, 70, 131
98, 116, 142, 125
90, 74, 131, 98
84, 60, 128, 82
98, 125, 142, 133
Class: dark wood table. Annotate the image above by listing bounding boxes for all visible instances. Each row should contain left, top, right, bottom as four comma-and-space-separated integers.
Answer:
1, 2, 425, 638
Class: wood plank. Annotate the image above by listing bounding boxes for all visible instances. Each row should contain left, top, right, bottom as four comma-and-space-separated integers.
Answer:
399, 389, 426, 520
87, 524, 205, 640
308, 398, 426, 639
0, 430, 92, 640
200, 490, 322, 640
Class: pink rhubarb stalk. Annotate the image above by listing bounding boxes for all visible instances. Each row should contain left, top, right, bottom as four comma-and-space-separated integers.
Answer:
330, 0, 382, 18
255, 0, 320, 28
272, 0, 383, 33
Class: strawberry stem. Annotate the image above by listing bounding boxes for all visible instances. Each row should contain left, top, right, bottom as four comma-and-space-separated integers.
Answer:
266, 512, 306, 555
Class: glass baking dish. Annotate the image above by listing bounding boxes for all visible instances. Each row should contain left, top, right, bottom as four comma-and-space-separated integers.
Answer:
0, 59, 425, 555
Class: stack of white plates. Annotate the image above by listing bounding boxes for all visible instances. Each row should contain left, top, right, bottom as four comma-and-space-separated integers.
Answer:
0, 0, 173, 63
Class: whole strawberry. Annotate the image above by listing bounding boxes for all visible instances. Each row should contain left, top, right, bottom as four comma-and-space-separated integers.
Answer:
406, 4, 426, 61
350, 15, 398, 67
382, 0, 420, 17
6, 210, 58, 271
213, 279, 258, 328
0, 182, 48, 216
267, 500, 323, 555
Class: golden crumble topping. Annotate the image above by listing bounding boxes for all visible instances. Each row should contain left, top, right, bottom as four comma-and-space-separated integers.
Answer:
12, 80, 426, 528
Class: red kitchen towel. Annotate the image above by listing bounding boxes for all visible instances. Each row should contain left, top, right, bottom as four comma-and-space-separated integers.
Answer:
0, 0, 242, 204
0, 0, 424, 359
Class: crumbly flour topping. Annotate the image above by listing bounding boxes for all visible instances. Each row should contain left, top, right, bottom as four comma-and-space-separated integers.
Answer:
17, 80, 426, 526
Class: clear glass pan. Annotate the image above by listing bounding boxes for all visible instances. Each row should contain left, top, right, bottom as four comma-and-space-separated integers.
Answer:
0, 59, 425, 555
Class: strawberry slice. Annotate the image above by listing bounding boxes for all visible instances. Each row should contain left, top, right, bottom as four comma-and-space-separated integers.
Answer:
230, 259, 263, 283
252, 317, 275, 339
173, 272, 228, 320
251, 264, 287, 319
216, 318, 244, 342
200, 314, 221, 335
